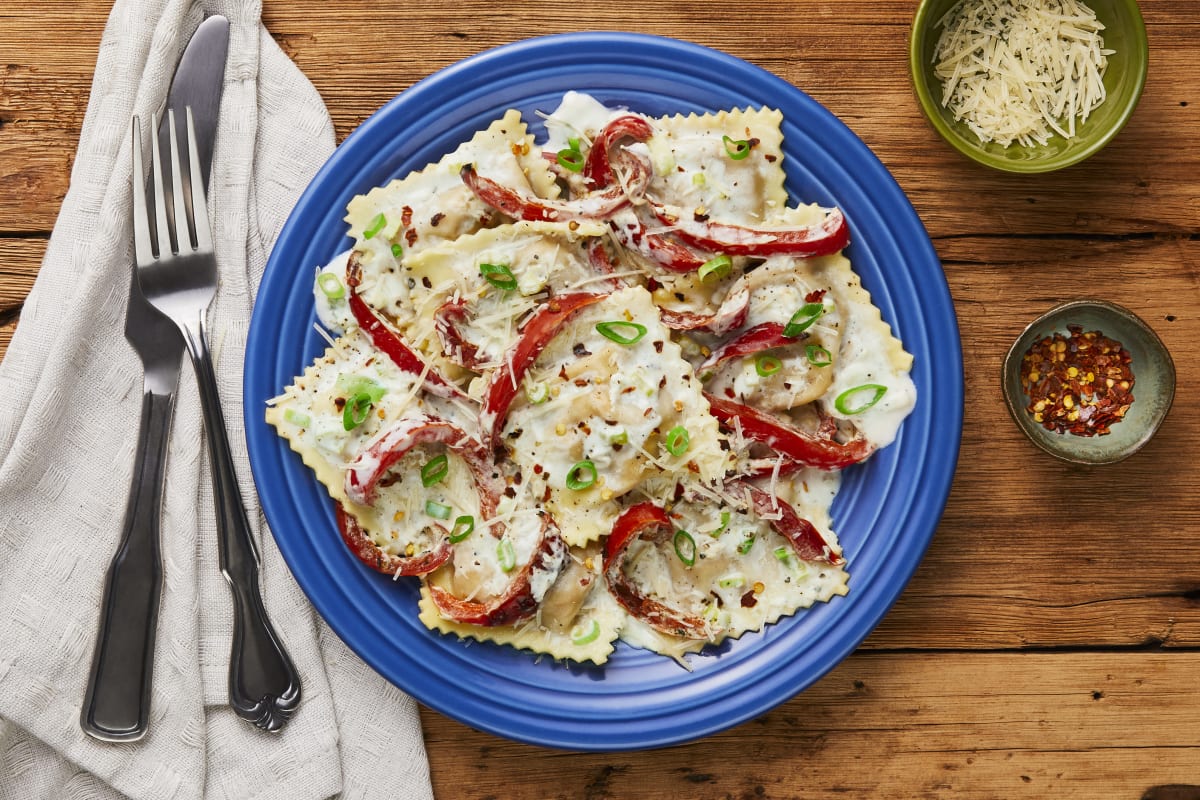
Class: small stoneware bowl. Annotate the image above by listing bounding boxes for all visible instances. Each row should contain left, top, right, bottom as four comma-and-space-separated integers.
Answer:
1002, 300, 1174, 465
909, 0, 1148, 173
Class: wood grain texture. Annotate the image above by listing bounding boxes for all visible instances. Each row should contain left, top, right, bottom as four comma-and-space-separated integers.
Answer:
421, 651, 1200, 799
3, 1, 1199, 798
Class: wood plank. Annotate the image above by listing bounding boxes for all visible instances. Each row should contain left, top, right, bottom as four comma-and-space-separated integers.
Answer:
422, 651, 1200, 800
1, 4, 1197, 235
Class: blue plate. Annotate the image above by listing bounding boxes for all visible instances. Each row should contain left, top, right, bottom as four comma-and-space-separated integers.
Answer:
244, 32, 961, 751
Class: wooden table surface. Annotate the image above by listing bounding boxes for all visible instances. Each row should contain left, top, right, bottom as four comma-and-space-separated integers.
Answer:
4, 1, 1199, 797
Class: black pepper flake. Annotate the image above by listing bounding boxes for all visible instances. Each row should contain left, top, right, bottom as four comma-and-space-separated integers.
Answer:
574, 343, 591, 357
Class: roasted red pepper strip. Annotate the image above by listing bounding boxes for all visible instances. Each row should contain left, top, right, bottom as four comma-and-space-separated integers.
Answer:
427, 518, 568, 626
654, 204, 850, 258
433, 298, 484, 370
583, 114, 654, 188
345, 253, 465, 401
460, 163, 644, 222
584, 239, 628, 292
727, 480, 843, 564
344, 414, 500, 511
334, 501, 452, 577
608, 209, 709, 273
603, 503, 711, 639
480, 291, 609, 447
697, 321, 791, 375
657, 279, 750, 335
705, 392, 873, 471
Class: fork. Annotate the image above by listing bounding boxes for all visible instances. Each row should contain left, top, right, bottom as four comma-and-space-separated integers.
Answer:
132, 109, 301, 732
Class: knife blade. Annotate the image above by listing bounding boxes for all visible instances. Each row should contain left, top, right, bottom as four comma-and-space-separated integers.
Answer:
80, 14, 229, 743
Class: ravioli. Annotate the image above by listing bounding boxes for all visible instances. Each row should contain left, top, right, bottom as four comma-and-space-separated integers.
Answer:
503, 286, 730, 547
269, 93, 917, 665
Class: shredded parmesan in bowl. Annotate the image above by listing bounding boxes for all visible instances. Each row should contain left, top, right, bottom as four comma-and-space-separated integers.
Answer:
933, 0, 1114, 147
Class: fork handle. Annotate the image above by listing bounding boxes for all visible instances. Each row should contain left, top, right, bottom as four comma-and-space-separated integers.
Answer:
80, 388, 173, 741
183, 322, 301, 732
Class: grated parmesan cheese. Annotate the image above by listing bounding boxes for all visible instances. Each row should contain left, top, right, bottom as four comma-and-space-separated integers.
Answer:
933, 0, 1113, 147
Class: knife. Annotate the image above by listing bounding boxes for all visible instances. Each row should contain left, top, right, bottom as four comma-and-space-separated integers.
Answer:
80, 14, 229, 742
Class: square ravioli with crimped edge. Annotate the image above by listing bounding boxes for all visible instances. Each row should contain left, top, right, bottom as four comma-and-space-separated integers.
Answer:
270, 92, 917, 667
502, 285, 730, 549
345, 109, 561, 325
384, 220, 611, 383
265, 329, 480, 565
648, 105, 788, 223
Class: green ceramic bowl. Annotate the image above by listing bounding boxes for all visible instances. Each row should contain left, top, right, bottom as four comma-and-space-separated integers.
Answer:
910, 0, 1148, 173
1002, 300, 1174, 465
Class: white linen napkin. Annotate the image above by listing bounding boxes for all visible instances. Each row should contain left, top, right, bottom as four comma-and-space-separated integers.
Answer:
0, 1, 434, 798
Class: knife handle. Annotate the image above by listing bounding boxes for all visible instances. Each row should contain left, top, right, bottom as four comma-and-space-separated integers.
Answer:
184, 321, 301, 732
80, 388, 173, 742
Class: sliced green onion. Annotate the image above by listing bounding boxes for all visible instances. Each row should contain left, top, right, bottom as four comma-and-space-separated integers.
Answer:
806, 344, 832, 367
317, 271, 345, 300
691, 172, 707, 186
708, 510, 731, 538
391, 243, 404, 259
568, 136, 582, 151
425, 500, 452, 520
283, 408, 311, 427
479, 262, 518, 292
449, 515, 475, 543
607, 428, 629, 446
556, 146, 584, 172
420, 454, 449, 487
570, 618, 601, 646
783, 302, 826, 337
524, 381, 550, 405
698, 254, 732, 282
718, 572, 745, 589
755, 354, 782, 377
342, 392, 373, 431
565, 460, 597, 491
722, 134, 752, 160
835, 383, 888, 415
673, 529, 697, 566
336, 374, 386, 404
773, 546, 792, 563
664, 425, 690, 457
363, 212, 387, 239
595, 320, 648, 345
497, 538, 517, 572
737, 534, 755, 555
703, 601, 721, 624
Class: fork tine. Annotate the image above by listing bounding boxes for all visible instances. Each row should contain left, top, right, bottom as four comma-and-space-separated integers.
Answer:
131, 117, 154, 265
166, 109, 192, 252
185, 107, 212, 253
149, 112, 173, 257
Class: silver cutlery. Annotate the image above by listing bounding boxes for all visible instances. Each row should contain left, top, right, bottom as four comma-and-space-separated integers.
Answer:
131, 107, 301, 732
81, 14, 229, 742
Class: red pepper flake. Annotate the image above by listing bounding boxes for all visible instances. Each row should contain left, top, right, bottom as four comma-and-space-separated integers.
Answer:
1019, 325, 1134, 437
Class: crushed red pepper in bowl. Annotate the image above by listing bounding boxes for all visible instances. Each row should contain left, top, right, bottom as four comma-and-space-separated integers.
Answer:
1019, 325, 1134, 436
1002, 300, 1175, 466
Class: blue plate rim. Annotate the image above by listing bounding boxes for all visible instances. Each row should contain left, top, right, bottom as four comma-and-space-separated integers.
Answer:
244, 31, 962, 751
